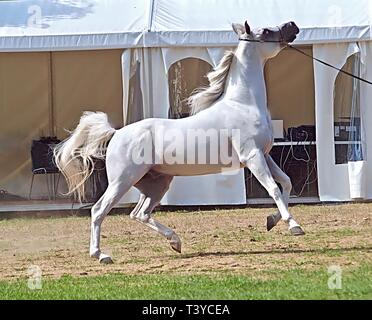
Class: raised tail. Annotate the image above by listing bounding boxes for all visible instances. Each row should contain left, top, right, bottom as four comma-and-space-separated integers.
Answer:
53, 112, 115, 202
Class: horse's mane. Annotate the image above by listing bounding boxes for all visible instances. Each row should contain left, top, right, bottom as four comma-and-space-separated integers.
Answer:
187, 50, 235, 115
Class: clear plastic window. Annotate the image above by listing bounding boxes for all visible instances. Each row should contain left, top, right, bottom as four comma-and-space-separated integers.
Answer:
334, 53, 363, 164
168, 58, 212, 119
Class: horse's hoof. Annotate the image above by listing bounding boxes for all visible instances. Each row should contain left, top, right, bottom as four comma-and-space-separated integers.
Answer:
171, 243, 181, 253
169, 233, 182, 253
99, 254, 114, 264
290, 226, 305, 236
266, 215, 276, 231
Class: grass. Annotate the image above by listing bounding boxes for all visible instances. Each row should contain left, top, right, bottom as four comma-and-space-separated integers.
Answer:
0, 264, 371, 300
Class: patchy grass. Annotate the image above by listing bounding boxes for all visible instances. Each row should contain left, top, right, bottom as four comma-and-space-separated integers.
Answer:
0, 203, 371, 299
0, 264, 371, 300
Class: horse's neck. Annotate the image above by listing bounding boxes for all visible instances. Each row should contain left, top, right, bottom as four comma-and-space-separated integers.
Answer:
224, 45, 267, 109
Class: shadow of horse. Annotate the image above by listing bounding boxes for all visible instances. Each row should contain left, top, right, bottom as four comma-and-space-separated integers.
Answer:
172, 246, 372, 259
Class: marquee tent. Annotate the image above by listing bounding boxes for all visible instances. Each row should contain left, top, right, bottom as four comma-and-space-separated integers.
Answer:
1, 0, 372, 205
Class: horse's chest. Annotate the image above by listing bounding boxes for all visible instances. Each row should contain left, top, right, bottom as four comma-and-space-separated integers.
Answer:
237, 109, 272, 133
235, 109, 274, 151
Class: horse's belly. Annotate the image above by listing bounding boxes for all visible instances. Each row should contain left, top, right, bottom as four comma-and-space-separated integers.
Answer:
152, 145, 243, 176
254, 122, 274, 154
152, 163, 244, 176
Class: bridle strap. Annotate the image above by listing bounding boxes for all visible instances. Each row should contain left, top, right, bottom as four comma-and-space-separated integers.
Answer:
278, 26, 285, 43
239, 38, 282, 43
239, 26, 284, 43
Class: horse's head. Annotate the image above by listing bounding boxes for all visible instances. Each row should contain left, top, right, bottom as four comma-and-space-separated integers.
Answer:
232, 21, 299, 59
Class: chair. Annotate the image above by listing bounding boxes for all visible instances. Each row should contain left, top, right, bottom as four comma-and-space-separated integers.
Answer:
29, 137, 61, 200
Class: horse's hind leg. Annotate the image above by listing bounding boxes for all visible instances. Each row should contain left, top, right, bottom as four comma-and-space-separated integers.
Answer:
90, 167, 150, 264
131, 172, 181, 253
129, 193, 146, 220
90, 182, 134, 264
242, 149, 305, 235
265, 155, 292, 231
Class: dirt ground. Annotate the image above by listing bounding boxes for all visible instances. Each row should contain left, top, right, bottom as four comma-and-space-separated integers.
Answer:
0, 203, 371, 280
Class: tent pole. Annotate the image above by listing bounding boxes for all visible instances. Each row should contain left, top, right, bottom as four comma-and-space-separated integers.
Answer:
147, 0, 155, 32
48, 51, 55, 137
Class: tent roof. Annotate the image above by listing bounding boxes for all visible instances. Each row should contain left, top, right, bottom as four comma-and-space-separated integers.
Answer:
0, 0, 149, 51
0, 0, 371, 51
149, 0, 372, 46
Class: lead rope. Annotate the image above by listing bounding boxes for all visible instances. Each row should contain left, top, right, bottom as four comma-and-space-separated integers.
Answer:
286, 44, 372, 86
239, 35, 372, 86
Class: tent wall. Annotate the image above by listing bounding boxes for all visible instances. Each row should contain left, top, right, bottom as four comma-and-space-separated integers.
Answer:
0, 49, 124, 200
0, 52, 51, 200
53, 50, 124, 138
360, 42, 372, 199
265, 47, 315, 131
313, 42, 371, 201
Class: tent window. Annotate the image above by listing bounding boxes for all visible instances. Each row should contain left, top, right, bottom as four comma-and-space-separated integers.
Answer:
334, 53, 363, 164
168, 58, 212, 119
127, 61, 144, 124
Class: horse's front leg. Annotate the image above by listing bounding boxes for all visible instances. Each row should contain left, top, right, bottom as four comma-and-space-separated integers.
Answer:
265, 155, 292, 231
241, 149, 305, 235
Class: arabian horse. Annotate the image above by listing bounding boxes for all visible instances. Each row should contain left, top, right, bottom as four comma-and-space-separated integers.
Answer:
54, 21, 304, 264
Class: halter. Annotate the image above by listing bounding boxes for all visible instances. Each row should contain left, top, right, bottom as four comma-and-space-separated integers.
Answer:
239, 26, 284, 44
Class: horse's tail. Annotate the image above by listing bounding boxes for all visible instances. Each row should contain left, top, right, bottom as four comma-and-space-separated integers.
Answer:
53, 111, 115, 202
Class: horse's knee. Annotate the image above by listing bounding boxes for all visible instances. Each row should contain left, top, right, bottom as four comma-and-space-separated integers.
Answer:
268, 185, 282, 201
91, 205, 108, 225
282, 176, 292, 193
91, 212, 105, 225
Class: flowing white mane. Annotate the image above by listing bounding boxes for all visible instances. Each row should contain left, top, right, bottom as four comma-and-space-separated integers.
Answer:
188, 50, 235, 115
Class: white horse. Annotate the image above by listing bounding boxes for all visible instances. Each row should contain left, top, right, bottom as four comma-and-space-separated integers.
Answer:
54, 20, 304, 264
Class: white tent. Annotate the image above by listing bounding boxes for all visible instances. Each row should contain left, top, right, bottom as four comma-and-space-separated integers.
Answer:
1, 0, 372, 204
1, 0, 371, 49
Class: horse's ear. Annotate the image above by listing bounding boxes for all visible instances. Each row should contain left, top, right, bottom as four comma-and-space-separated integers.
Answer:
232, 23, 246, 36
244, 21, 251, 34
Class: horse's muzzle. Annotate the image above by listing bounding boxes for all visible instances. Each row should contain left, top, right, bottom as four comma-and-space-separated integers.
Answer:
280, 21, 299, 43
